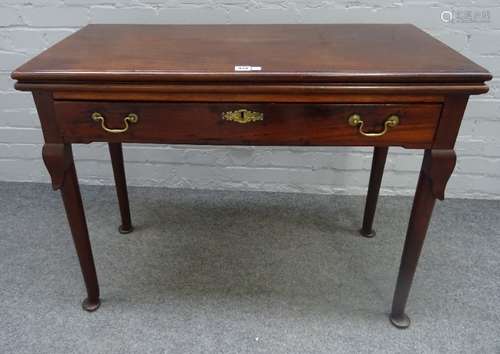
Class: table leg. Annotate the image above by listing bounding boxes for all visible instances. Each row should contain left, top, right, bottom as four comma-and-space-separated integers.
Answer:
389, 149, 456, 328
108, 143, 133, 234
43, 143, 100, 311
360, 146, 388, 238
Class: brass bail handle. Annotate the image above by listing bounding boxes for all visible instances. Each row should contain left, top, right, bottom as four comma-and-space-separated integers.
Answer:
91, 112, 139, 133
348, 113, 399, 137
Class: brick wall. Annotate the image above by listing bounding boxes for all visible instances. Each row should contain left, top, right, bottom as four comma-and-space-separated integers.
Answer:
1, 1, 499, 198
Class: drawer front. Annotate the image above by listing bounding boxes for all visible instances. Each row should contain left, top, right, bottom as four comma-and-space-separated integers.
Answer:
54, 102, 441, 147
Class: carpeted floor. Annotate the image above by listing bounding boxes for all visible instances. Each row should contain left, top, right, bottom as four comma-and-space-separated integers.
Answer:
0, 181, 499, 353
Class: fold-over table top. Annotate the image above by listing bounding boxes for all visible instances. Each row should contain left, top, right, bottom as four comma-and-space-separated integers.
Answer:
12, 24, 491, 84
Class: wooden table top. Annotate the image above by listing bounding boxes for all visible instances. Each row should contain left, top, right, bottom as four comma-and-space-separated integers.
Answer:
12, 24, 490, 84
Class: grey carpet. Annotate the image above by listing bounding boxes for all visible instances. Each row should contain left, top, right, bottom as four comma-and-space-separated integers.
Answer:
0, 181, 499, 354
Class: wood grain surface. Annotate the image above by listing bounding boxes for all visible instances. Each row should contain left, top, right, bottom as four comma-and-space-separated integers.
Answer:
12, 24, 491, 84
54, 101, 441, 147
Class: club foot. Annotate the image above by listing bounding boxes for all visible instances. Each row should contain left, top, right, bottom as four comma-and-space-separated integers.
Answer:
389, 313, 410, 329
118, 224, 134, 234
359, 228, 376, 238
82, 298, 101, 312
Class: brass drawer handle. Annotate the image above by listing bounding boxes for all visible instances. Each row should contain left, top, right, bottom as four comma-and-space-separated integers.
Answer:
91, 112, 139, 133
348, 114, 399, 137
222, 109, 264, 124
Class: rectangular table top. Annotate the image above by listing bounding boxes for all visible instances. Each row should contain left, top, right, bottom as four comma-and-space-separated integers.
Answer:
12, 24, 491, 85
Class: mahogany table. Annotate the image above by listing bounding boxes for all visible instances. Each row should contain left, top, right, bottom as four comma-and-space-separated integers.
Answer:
12, 24, 491, 328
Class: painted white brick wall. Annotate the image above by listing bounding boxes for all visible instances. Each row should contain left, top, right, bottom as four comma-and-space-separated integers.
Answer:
1, 1, 499, 199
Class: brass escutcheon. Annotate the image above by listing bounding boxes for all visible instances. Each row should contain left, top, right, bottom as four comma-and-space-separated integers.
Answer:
222, 109, 264, 124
